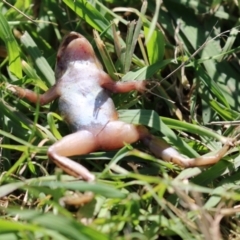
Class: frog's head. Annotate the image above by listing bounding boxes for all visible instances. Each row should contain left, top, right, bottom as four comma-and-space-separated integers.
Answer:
55, 32, 102, 79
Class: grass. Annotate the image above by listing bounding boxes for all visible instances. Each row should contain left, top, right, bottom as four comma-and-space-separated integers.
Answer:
1, 0, 240, 239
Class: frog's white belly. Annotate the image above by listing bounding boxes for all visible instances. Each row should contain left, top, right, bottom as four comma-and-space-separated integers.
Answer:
59, 88, 116, 132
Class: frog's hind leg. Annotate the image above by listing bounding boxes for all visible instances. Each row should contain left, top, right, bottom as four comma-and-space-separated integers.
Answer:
141, 134, 233, 168
99, 121, 233, 168
47, 130, 98, 182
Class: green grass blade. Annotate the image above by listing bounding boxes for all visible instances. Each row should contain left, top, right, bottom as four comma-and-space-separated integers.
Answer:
0, 12, 22, 78
20, 31, 55, 86
63, 0, 112, 39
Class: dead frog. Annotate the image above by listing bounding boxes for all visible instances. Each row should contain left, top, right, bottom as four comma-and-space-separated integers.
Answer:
9, 32, 234, 185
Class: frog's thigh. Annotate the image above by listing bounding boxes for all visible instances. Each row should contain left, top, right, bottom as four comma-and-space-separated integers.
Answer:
98, 121, 148, 150
48, 131, 97, 181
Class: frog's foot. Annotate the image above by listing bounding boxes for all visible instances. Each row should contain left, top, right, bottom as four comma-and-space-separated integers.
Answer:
60, 191, 95, 225
6, 83, 21, 95
60, 191, 94, 207
142, 135, 235, 168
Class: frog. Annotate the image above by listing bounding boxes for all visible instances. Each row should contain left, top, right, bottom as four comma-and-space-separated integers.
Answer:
8, 32, 234, 183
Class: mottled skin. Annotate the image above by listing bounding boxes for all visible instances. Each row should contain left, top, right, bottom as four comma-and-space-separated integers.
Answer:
9, 32, 233, 183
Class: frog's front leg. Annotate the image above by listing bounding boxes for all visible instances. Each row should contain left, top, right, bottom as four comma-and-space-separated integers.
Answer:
7, 84, 59, 105
47, 130, 98, 182
99, 72, 146, 93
